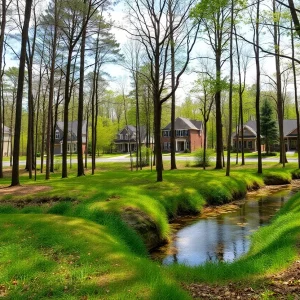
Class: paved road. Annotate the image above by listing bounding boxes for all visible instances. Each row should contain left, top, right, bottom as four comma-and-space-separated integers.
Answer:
3, 154, 298, 167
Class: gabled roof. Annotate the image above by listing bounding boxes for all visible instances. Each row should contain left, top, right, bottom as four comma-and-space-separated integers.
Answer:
233, 119, 300, 138
56, 120, 87, 142
283, 119, 298, 136
115, 125, 150, 142
162, 117, 203, 130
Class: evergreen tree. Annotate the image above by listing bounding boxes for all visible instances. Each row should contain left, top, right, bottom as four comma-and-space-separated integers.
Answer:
260, 100, 278, 154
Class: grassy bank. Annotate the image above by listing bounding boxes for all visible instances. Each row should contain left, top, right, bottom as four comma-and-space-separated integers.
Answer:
0, 162, 300, 298
168, 190, 300, 285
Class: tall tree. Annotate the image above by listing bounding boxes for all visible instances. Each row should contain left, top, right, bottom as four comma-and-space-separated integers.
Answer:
225, 0, 234, 176
125, 0, 199, 181
250, 0, 262, 173
0, 0, 8, 178
191, 0, 232, 170
44, 0, 61, 180
260, 100, 278, 154
11, 0, 33, 186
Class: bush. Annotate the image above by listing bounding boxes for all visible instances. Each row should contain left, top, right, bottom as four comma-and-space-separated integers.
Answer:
184, 148, 191, 153
193, 148, 214, 167
262, 152, 277, 156
36, 152, 41, 157
134, 146, 152, 167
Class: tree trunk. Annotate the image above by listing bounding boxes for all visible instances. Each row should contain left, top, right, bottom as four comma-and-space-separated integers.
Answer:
11, 0, 33, 186
77, 4, 87, 177
215, 51, 223, 169
291, 21, 300, 168
0, 0, 6, 178
46, 0, 58, 180
273, 0, 286, 167
62, 47, 73, 178
226, 0, 234, 177
169, 2, 176, 170
254, 0, 262, 174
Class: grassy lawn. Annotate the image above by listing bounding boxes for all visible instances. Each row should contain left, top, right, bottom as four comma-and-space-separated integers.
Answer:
0, 161, 299, 298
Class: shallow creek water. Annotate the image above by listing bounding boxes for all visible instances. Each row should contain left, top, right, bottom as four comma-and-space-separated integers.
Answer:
151, 181, 300, 266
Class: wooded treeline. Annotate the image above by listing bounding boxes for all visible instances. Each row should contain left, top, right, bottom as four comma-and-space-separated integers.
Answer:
0, 0, 300, 184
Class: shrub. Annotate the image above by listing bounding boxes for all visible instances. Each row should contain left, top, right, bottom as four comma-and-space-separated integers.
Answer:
54, 158, 61, 171
193, 148, 214, 167
184, 148, 191, 153
134, 146, 152, 167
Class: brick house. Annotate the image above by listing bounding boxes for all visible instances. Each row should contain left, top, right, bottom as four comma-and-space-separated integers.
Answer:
161, 117, 204, 152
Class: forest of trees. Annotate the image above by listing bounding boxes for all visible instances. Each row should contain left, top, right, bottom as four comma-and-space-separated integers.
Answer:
0, 0, 300, 184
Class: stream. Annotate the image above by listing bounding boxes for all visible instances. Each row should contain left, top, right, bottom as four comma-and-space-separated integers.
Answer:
151, 182, 300, 266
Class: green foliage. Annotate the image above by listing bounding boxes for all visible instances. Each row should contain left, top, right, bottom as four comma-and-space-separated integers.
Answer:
193, 148, 215, 167
260, 100, 278, 153
96, 117, 118, 154
136, 146, 151, 167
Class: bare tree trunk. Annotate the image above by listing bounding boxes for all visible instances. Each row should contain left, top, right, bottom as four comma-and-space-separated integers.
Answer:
77, 0, 87, 177
273, 0, 286, 167
215, 51, 223, 169
226, 0, 234, 176
169, 1, 176, 170
40, 90, 47, 173
291, 21, 300, 168
234, 24, 245, 165
0, 0, 7, 178
11, 0, 33, 186
254, 0, 262, 174
46, 0, 58, 180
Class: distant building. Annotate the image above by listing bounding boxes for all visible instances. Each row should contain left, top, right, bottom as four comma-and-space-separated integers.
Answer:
161, 117, 204, 152
232, 119, 299, 151
54, 121, 87, 155
114, 125, 152, 152
2, 124, 12, 156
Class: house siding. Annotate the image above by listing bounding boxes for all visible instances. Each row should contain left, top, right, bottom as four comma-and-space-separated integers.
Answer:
190, 130, 203, 151
160, 118, 204, 152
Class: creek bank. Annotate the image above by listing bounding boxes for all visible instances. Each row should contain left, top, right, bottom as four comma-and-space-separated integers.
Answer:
124, 178, 300, 252
184, 260, 300, 299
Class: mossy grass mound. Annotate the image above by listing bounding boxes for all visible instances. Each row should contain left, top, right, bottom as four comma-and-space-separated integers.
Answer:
1, 162, 300, 298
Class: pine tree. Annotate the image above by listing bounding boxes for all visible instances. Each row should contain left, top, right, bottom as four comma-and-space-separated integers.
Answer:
260, 100, 278, 154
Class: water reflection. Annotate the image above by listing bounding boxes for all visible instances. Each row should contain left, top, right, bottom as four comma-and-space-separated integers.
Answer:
153, 185, 297, 266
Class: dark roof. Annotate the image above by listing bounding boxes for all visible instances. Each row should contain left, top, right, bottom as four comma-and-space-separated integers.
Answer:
115, 125, 148, 142
162, 117, 203, 130
56, 120, 87, 142
233, 119, 299, 138
245, 120, 257, 132
283, 119, 297, 136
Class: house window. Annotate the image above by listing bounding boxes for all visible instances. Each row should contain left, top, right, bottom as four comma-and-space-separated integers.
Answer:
164, 142, 168, 150
55, 130, 60, 139
248, 141, 253, 149
119, 134, 123, 140
162, 130, 170, 137
168, 142, 171, 149
125, 134, 128, 139
244, 141, 247, 149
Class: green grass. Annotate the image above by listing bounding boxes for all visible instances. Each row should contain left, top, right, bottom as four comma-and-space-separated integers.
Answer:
0, 214, 189, 299
1, 161, 300, 298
